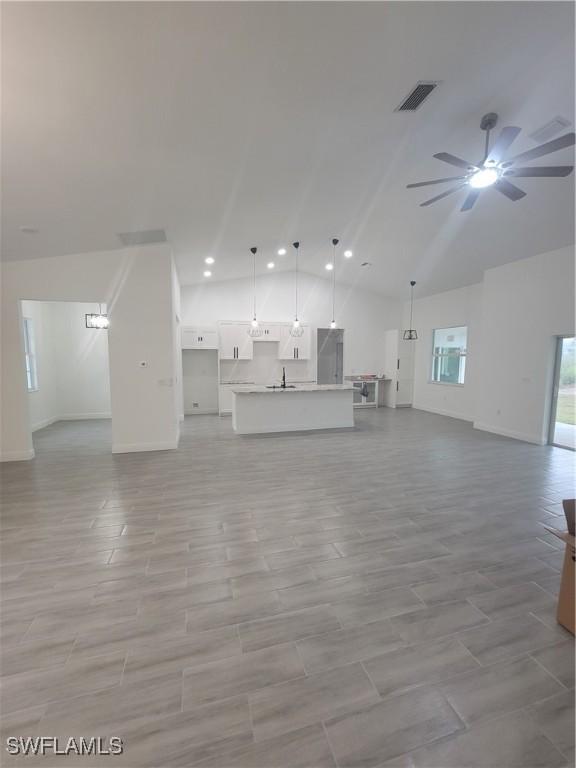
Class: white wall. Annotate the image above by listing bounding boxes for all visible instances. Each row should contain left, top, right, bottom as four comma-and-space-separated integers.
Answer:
474, 245, 575, 444
21, 300, 59, 431
180, 271, 403, 378
408, 245, 575, 444
1, 245, 180, 460
182, 350, 219, 413
409, 283, 483, 422
22, 300, 112, 431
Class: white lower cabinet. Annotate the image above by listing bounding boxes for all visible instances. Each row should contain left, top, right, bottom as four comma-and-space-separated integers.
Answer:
218, 384, 235, 415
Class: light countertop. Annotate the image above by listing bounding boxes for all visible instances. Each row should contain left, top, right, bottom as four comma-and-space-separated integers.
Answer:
231, 384, 355, 394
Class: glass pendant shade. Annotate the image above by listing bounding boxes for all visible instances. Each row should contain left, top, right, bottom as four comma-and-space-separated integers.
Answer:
403, 280, 418, 341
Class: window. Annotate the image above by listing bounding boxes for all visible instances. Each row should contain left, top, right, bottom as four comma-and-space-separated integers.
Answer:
23, 317, 38, 392
431, 326, 467, 385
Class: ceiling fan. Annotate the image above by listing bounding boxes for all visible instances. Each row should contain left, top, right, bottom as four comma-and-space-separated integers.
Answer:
407, 113, 575, 211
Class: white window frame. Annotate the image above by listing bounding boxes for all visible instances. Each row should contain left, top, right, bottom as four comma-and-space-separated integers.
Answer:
430, 326, 467, 387
23, 317, 39, 392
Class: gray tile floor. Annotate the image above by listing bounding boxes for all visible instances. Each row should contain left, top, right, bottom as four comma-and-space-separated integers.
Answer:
1, 408, 574, 767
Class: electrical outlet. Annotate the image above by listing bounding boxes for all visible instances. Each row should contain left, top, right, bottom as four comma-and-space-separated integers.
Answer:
139, 361, 148, 368
193, 403, 199, 408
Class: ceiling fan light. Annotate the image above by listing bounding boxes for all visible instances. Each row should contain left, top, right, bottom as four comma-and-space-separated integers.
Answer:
469, 167, 499, 189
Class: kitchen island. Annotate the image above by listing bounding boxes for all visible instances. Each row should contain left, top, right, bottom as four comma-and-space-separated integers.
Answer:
231, 384, 354, 434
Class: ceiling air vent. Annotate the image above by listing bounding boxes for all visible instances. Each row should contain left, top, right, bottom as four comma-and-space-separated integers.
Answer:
117, 229, 167, 247
395, 81, 439, 112
529, 116, 571, 145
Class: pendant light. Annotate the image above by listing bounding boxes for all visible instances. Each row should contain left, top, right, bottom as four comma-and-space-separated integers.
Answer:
330, 238, 339, 329
403, 281, 418, 340
290, 241, 304, 337
247, 246, 263, 337
85, 303, 109, 330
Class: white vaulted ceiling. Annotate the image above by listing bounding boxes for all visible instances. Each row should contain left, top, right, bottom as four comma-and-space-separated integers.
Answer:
2, 1, 574, 297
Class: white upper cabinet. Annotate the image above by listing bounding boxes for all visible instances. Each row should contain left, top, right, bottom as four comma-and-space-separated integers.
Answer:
278, 325, 311, 360
253, 323, 281, 342
181, 327, 218, 350
219, 322, 253, 360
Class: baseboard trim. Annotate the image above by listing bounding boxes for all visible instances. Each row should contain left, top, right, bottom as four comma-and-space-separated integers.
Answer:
412, 405, 473, 423
0, 448, 35, 462
112, 440, 179, 454
32, 414, 111, 432
59, 413, 112, 421
473, 421, 545, 445
31, 416, 59, 432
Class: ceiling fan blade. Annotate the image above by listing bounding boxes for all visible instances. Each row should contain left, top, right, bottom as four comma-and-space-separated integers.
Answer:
433, 152, 478, 171
485, 126, 521, 164
504, 165, 574, 178
420, 182, 467, 207
504, 132, 575, 165
460, 189, 481, 211
494, 178, 526, 201
407, 176, 467, 188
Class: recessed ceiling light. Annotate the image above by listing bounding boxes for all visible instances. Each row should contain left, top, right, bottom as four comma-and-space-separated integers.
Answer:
267, 262, 275, 269
20, 226, 38, 234
277, 248, 287, 256
325, 263, 334, 271
344, 250, 353, 258
203, 270, 212, 278
205, 256, 215, 265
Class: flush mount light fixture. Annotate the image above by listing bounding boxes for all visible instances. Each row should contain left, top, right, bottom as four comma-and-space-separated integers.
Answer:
277, 247, 287, 256
325, 263, 334, 271
267, 261, 275, 269
248, 247, 263, 338
204, 256, 215, 265
290, 241, 304, 337
344, 250, 353, 258
203, 270, 212, 278
85, 304, 109, 330
403, 281, 418, 340
329, 238, 339, 330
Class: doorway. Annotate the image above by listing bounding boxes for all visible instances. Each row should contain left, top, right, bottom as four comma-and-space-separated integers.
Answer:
21, 299, 112, 456
317, 329, 344, 385
549, 336, 576, 450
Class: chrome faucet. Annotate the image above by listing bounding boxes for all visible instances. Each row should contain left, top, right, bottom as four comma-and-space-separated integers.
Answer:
281, 367, 286, 388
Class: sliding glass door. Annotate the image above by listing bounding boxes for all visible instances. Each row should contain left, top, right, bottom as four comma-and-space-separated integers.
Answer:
550, 336, 576, 450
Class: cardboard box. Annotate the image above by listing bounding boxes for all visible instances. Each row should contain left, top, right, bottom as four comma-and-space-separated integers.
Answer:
544, 499, 575, 636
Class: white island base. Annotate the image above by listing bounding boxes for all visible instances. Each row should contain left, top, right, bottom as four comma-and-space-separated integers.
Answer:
232, 385, 354, 435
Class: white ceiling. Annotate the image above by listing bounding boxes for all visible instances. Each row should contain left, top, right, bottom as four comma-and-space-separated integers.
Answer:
2, 1, 574, 297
